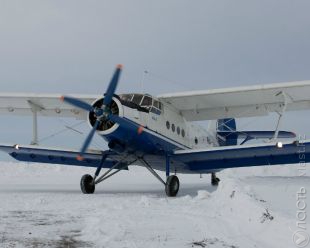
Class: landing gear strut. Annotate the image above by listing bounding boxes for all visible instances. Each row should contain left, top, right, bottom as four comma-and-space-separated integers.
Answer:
140, 156, 180, 197
211, 172, 220, 186
80, 153, 180, 197
80, 154, 135, 194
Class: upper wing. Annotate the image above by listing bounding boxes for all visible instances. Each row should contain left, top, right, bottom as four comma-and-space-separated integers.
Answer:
0, 93, 100, 119
171, 140, 310, 173
158, 81, 310, 121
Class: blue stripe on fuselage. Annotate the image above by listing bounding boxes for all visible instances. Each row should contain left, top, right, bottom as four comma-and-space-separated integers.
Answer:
102, 117, 189, 154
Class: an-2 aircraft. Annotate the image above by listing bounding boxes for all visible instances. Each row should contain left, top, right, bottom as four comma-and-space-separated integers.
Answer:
0, 64, 309, 196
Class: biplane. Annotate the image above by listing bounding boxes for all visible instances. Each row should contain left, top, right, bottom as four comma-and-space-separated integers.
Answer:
0, 65, 309, 196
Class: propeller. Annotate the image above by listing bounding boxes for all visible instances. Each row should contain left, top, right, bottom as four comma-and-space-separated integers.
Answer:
76, 120, 100, 161
104, 64, 122, 106
60, 96, 94, 112
61, 64, 123, 161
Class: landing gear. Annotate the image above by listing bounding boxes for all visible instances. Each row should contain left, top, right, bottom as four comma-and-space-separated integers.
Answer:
211, 172, 220, 186
140, 156, 180, 197
80, 154, 135, 195
80, 174, 95, 194
165, 175, 180, 197
81, 153, 180, 197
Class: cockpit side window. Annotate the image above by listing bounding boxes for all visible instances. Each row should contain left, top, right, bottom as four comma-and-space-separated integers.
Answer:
119, 93, 162, 114
153, 100, 162, 110
141, 95, 152, 108
153, 100, 159, 109
150, 107, 161, 115
150, 99, 162, 115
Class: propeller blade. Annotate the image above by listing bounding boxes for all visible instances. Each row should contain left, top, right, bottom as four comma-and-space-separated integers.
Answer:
108, 114, 126, 125
61, 96, 94, 112
109, 114, 144, 135
103, 64, 123, 106
77, 120, 100, 161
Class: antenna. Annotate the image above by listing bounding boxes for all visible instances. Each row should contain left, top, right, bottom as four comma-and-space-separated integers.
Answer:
140, 70, 148, 93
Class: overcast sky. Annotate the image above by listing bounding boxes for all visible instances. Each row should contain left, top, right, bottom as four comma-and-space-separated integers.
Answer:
0, 1, 310, 158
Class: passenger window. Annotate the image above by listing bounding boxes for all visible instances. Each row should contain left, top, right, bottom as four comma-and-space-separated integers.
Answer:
172, 124, 175, 132
177, 127, 180, 135
166, 121, 170, 129
182, 129, 185, 137
195, 137, 198, 144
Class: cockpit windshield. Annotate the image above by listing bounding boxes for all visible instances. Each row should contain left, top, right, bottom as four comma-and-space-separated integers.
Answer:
132, 94, 143, 105
119, 93, 162, 114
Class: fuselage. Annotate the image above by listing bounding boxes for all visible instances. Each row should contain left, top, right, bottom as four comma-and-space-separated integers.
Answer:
89, 93, 219, 156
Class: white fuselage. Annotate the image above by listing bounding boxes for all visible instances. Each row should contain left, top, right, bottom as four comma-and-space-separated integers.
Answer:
120, 97, 219, 150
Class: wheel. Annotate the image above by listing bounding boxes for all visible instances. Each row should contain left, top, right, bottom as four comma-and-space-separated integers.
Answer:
165, 175, 180, 197
80, 174, 95, 194
211, 176, 220, 186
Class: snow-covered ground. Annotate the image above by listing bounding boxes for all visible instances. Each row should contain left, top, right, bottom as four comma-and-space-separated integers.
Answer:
0, 162, 309, 248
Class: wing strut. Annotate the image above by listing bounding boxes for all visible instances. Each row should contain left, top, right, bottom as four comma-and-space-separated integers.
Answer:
273, 91, 291, 140
27, 100, 44, 145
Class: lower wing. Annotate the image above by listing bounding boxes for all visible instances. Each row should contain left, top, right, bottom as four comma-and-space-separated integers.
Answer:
172, 140, 309, 173
0, 144, 130, 169
0, 140, 308, 174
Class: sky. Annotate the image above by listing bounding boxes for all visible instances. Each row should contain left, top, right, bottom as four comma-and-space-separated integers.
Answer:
0, 0, 310, 159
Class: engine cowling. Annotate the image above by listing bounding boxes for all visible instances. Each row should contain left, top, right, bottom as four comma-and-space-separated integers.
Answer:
88, 97, 123, 134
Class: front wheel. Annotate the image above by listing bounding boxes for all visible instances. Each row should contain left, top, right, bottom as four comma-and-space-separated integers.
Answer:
80, 174, 95, 194
165, 175, 180, 197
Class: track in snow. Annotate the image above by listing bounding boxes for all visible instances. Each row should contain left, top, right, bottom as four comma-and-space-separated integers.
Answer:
0, 162, 309, 248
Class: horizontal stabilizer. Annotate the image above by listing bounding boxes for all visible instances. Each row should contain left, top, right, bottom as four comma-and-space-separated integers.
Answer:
217, 131, 296, 140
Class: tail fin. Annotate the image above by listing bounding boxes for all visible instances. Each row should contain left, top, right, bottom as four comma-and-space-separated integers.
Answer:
217, 118, 237, 146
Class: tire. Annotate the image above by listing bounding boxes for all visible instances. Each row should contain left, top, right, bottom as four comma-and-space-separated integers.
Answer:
80, 174, 95, 194
165, 175, 180, 197
211, 173, 220, 186
211, 177, 220, 186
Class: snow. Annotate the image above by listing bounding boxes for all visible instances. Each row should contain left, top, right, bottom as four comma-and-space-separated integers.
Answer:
0, 162, 309, 248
